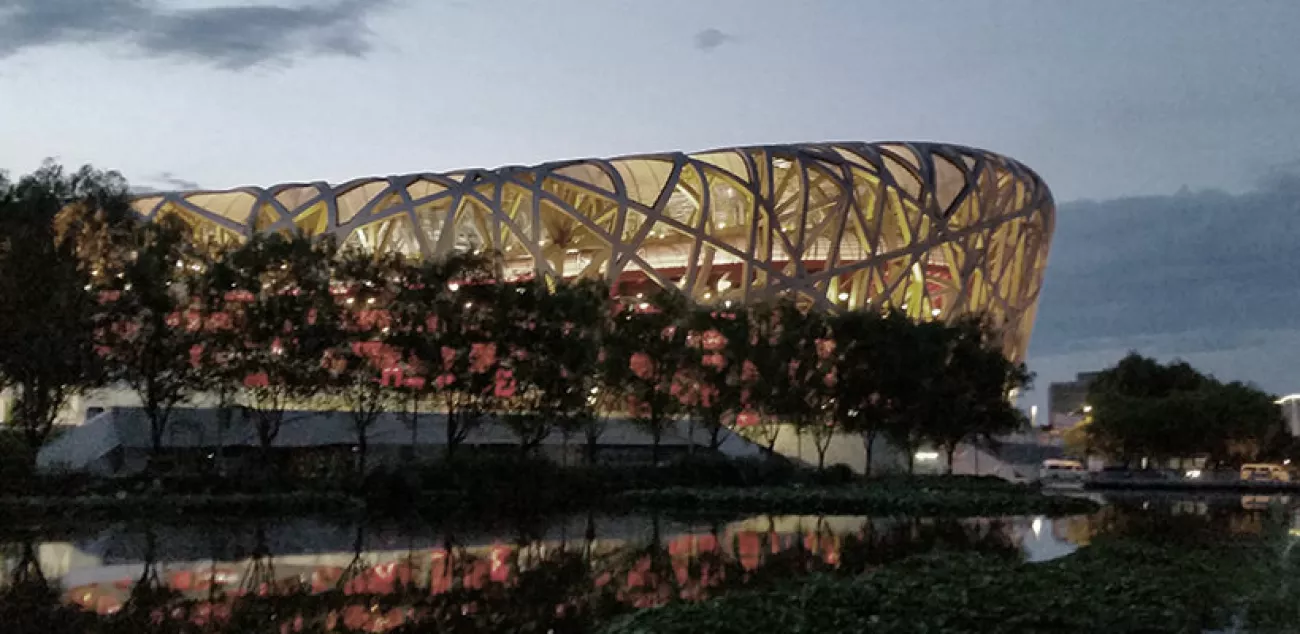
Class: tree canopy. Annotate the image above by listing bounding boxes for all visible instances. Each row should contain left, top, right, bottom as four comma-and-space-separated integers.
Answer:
0, 163, 134, 464
1085, 353, 1283, 465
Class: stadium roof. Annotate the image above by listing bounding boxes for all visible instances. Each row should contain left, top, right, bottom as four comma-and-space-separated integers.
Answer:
126, 141, 1055, 360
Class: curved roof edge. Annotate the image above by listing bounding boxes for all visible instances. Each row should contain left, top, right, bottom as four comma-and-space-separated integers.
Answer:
132, 141, 1050, 200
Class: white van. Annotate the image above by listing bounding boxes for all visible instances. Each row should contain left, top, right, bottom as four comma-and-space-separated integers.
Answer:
1040, 459, 1088, 486
1241, 463, 1291, 483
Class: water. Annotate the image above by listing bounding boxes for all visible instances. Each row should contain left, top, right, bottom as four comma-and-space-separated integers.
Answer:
1, 491, 1294, 631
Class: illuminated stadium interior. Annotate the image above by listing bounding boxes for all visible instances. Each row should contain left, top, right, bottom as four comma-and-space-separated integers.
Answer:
126, 142, 1054, 361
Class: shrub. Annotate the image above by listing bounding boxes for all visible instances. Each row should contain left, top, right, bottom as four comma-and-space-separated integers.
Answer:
812, 463, 858, 486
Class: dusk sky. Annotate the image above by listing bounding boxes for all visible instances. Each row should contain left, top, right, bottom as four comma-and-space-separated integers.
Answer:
2, 0, 1298, 411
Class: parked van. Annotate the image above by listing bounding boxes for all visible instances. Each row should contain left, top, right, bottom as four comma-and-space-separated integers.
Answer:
1040, 459, 1087, 486
1240, 463, 1291, 483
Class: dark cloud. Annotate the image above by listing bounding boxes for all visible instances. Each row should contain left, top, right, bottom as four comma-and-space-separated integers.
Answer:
151, 171, 202, 191
693, 28, 731, 52
0, 0, 392, 69
1029, 182, 1300, 360
1258, 160, 1300, 195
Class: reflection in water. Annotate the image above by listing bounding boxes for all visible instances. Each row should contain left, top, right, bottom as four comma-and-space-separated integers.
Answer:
0, 513, 1079, 631
1079, 492, 1300, 545
4, 495, 1296, 632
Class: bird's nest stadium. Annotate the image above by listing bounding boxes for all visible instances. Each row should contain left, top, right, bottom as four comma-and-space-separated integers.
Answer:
125, 142, 1054, 361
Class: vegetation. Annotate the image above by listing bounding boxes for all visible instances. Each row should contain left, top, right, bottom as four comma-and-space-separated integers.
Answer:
1083, 353, 1285, 466
383, 251, 498, 460
96, 216, 209, 467
490, 277, 608, 456
601, 538, 1291, 634
0, 164, 131, 467
762, 302, 837, 469
219, 233, 343, 473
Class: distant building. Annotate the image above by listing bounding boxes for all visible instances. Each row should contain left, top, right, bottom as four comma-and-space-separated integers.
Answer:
1047, 372, 1100, 429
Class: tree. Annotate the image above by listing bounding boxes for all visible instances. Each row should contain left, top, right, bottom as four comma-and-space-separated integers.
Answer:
385, 252, 494, 461
577, 290, 624, 466
440, 317, 501, 461
880, 319, 953, 474
602, 290, 691, 464
1085, 352, 1283, 466
190, 245, 248, 475
1086, 353, 1208, 463
739, 300, 787, 457
830, 309, 909, 476
383, 252, 500, 463
552, 279, 613, 466
1205, 380, 1286, 464
225, 233, 341, 473
331, 248, 403, 477
491, 278, 552, 455
0, 164, 133, 466
681, 305, 751, 452
493, 278, 609, 458
96, 216, 207, 469
765, 301, 837, 470
919, 317, 1032, 474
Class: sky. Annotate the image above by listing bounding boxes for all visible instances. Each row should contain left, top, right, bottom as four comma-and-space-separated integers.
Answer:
1, 0, 1298, 411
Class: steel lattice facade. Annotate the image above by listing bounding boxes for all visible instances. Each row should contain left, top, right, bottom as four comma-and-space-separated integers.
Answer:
128, 142, 1054, 361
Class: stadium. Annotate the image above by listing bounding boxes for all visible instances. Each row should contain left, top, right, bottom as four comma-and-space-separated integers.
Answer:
30, 141, 1055, 475
126, 141, 1054, 361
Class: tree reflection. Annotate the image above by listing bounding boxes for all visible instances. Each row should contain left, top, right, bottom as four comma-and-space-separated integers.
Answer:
0, 513, 1040, 633
0, 542, 89, 634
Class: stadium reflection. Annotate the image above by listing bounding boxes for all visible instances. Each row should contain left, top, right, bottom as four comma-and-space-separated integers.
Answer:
2, 511, 1082, 630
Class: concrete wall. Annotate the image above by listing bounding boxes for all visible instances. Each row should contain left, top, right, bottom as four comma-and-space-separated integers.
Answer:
757, 425, 908, 474
28, 387, 1039, 481
747, 424, 1034, 480
1, 386, 232, 429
